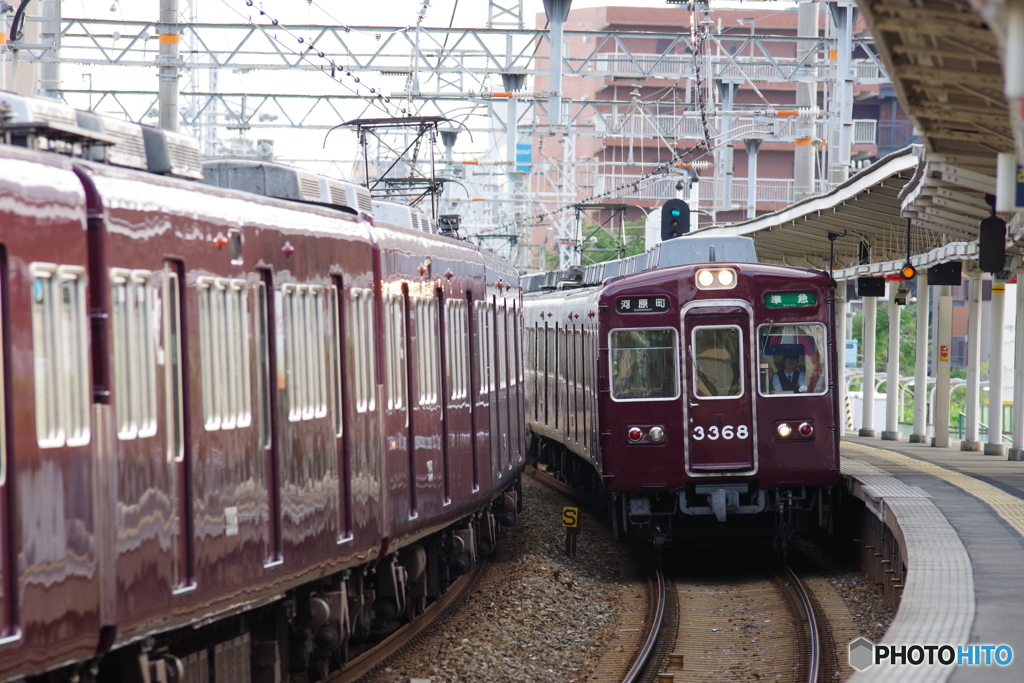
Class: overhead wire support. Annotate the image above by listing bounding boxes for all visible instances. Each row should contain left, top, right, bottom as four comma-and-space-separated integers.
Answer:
228, 0, 398, 116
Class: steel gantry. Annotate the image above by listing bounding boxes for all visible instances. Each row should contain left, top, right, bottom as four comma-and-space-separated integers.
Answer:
6, 4, 887, 267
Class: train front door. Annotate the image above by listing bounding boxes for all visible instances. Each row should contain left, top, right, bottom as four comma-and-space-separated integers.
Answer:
681, 303, 757, 472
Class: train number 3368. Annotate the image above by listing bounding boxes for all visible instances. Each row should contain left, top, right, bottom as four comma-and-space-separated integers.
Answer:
692, 425, 749, 440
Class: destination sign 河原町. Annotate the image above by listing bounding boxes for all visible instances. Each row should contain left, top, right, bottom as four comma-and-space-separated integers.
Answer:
617, 296, 670, 313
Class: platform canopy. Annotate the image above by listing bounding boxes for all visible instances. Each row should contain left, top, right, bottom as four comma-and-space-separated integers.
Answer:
694, 146, 926, 270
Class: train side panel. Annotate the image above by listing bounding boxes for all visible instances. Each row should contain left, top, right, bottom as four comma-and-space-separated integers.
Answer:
0, 147, 100, 679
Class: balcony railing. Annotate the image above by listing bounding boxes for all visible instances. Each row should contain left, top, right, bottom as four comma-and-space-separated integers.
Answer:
591, 52, 888, 84
594, 107, 878, 145
594, 174, 796, 206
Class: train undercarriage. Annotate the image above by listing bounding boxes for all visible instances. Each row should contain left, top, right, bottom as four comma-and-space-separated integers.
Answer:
530, 433, 834, 550
50, 482, 522, 683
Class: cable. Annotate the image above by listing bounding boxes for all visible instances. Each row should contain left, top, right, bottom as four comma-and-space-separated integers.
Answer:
225, 0, 401, 116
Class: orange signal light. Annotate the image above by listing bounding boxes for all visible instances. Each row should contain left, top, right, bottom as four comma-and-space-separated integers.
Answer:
900, 263, 917, 280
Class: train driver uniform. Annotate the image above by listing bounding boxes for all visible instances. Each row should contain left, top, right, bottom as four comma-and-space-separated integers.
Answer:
771, 352, 807, 393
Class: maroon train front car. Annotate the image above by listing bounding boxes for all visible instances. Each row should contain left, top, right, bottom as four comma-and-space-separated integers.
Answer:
524, 236, 841, 542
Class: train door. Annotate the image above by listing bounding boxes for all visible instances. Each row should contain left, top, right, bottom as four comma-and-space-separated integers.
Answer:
682, 303, 756, 472
328, 278, 349, 541
163, 261, 195, 587
0, 253, 10, 638
436, 289, 451, 503
255, 272, 282, 562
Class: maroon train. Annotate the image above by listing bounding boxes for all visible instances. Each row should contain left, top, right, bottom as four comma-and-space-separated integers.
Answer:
0, 94, 524, 683
523, 236, 841, 543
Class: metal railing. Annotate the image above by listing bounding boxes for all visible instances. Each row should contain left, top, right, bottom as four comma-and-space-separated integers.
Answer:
593, 173, 795, 205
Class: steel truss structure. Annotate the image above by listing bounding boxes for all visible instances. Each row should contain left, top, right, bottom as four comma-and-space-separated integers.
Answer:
7, 4, 890, 268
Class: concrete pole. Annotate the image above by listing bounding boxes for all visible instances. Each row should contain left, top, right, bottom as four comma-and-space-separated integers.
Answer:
39, 0, 61, 98
159, 0, 181, 132
543, 0, 572, 128
911, 271, 931, 442
860, 295, 877, 437
985, 279, 1007, 455
933, 285, 953, 448
794, 0, 817, 201
0, 8, 7, 92
882, 283, 902, 440
718, 82, 737, 210
826, 2, 854, 187
744, 139, 761, 219
835, 281, 849, 434
1010, 271, 1024, 460
962, 268, 983, 450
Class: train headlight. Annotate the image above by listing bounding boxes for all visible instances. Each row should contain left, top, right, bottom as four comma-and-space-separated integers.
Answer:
695, 268, 737, 290
627, 427, 643, 443
648, 426, 665, 443
798, 422, 814, 437
777, 423, 792, 438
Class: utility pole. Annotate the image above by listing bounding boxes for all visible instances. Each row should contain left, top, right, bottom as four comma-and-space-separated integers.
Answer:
159, 0, 181, 131
39, 0, 60, 98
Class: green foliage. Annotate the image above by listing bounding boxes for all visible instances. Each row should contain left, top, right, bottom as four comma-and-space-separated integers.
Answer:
850, 301, 919, 374
578, 219, 647, 265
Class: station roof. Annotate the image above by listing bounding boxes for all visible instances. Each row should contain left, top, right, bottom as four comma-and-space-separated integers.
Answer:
694, 146, 925, 270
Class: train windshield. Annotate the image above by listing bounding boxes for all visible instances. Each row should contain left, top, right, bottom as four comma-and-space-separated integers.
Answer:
691, 326, 743, 398
609, 328, 679, 401
757, 323, 828, 396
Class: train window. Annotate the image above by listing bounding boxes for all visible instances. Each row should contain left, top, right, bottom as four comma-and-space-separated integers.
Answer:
416, 298, 439, 406
61, 269, 90, 445
352, 288, 376, 413
476, 301, 488, 396
112, 269, 157, 439
445, 299, 468, 401
385, 294, 407, 411
164, 268, 185, 462
328, 285, 342, 435
31, 264, 91, 448
256, 281, 272, 449
757, 323, 828, 396
691, 326, 743, 398
609, 328, 680, 401
200, 277, 253, 429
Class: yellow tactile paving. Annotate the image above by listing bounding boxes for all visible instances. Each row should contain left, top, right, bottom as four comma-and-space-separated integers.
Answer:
843, 442, 1024, 539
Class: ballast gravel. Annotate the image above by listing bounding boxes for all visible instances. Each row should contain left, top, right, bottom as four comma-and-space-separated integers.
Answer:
371, 476, 635, 683
372, 477, 895, 682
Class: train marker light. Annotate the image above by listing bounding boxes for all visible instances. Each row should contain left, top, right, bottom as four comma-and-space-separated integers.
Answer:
777, 423, 792, 438
649, 426, 665, 442
798, 422, 814, 437
627, 427, 643, 443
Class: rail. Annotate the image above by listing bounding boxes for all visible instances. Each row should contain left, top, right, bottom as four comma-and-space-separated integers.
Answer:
783, 564, 821, 683
336, 560, 487, 682
622, 568, 666, 683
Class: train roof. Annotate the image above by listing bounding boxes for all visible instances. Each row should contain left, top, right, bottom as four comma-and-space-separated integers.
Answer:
522, 235, 758, 293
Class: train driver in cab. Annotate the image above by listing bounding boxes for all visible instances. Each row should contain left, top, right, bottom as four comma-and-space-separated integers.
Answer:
771, 351, 807, 393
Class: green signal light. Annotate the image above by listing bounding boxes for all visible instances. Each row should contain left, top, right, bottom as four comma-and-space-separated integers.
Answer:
670, 209, 682, 217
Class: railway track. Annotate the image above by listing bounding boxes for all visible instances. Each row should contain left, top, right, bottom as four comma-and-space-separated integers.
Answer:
526, 465, 830, 683
334, 560, 488, 683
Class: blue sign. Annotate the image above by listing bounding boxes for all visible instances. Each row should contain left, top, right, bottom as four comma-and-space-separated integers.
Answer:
515, 143, 531, 173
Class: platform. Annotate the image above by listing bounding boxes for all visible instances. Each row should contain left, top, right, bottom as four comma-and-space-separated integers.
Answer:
842, 435, 1024, 682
